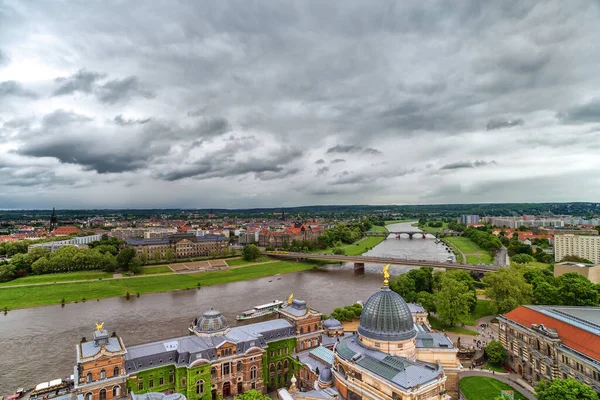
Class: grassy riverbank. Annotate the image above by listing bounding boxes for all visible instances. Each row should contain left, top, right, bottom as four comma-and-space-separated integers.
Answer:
385, 219, 415, 225
0, 270, 113, 286
0, 260, 320, 310
445, 237, 493, 264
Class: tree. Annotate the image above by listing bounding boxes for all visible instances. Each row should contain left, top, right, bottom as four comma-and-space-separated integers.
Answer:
556, 273, 600, 306
139, 253, 148, 265
483, 267, 533, 313
128, 258, 143, 274
0, 264, 16, 282
153, 251, 162, 263
435, 275, 471, 327
165, 248, 175, 263
242, 244, 262, 261
511, 254, 535, 264
560, 255, 593, 264
236, 389, 270, 400
485, 340, 507, 365
535, 378, 598, 400
390, 274, 417, 303
417, 291, 436, 313
116, 248, 137, 270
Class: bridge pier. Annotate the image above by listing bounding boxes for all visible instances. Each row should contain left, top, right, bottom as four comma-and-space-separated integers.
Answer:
354, 263, 365, 272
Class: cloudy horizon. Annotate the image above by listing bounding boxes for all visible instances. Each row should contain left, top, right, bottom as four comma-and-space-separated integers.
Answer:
1, 1, 599, 209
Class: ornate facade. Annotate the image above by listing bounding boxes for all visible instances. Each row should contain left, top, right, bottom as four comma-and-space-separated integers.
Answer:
277, 298, 323, 353
126, 233, 228, 259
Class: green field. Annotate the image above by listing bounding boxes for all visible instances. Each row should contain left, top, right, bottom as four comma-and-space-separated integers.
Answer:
0, 261, 319, 310
343, 236, 386, 256
429, 316, 478, 335
460, 376, 527, 400
483, 364, 507, 373
510, 260, 551, 268
385, 219, 415, 225
139, 266, 173, 275
445, 237, 493, 264
462, 300, 495, 326
0, 270, 113, 286
416, 222, 448, 233
225, 256, 272, 266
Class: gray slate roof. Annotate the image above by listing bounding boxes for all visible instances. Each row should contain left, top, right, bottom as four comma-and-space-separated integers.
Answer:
79, 337, 124, 359
415, 332, 454, 349
335, 334, 441, 390
125, 319, 294, 373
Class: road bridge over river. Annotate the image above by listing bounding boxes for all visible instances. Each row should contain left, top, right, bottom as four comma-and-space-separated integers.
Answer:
363, 230, 462, 239
266, 252, 499, 272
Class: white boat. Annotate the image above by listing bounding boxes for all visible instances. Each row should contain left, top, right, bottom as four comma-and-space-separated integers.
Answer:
236, 300, 285, 321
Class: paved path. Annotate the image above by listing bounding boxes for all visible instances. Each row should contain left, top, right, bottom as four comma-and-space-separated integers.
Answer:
459, 370, 536, 399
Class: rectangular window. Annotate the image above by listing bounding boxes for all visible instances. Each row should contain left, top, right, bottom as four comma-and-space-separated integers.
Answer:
138, 381, 143, 390
160, 377, 164, 385
149, 379, 154, 388
169, 375, 174, 383
374, 343, 380, 348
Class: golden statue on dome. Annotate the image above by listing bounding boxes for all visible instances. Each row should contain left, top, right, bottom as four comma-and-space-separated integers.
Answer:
95, 322, 105, 331
383, 264, 390, 285
288, 293, 294, 305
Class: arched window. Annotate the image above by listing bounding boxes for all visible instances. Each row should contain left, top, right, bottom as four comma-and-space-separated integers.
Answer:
250, 366, 257, 380
112, 386, 120, 397
300, 327, 304, 334
196, 379, 204, 395
86, 373, 92, 383
237, 361, 242, 372
99, 389, 106, 400
547, 345, 552, 357
269, 364, 275, 375
85, 393, 92, 400
113, 366, 119, 377
100, 369, 106, 379
211, 367, 216, 378
308, 325, 312, 333
299, 341, 304, 350
338, 364, 346, 378
315, 323, 318, 331
284, 359, 288, 370
277, 361, 282, 371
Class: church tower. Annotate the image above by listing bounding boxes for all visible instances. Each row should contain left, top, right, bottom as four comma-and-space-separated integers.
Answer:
49, 207, 58, 232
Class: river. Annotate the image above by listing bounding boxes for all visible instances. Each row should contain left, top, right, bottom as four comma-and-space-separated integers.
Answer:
0, 222, 448, 393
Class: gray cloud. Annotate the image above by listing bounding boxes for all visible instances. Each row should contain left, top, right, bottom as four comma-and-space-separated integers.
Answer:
316, 166, 329, 177
96, 76, 154, 104
0, 49, 8, 65
315, 159, 325, 165
0, 81, 37, 98
440, 160, 497, 170
486, 118, 525, 130
326, 145, 383, 155
331, 158, 346, 164
557, 98, 600, 124
52, 69, 106, 96
114, 115, 152, 126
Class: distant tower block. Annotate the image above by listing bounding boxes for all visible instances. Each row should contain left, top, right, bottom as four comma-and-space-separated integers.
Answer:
50, 207, 58, 232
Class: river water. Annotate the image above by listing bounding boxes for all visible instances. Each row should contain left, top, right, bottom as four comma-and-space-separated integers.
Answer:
0, 222, 448, 393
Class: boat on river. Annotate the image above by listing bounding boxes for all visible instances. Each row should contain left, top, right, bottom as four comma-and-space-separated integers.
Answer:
236, 300, 285, 321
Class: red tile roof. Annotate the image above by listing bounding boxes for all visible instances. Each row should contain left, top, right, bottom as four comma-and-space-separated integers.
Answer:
504, 306, 600, 360
53, 226, 82, 235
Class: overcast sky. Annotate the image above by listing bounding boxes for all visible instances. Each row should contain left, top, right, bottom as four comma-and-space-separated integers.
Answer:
1, 1, 599, 209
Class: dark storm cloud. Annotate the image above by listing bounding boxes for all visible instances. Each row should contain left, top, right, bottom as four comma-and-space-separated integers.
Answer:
440, 160, 497, 170
331, 159, 346, 164
0, 81, 37, 98
326, 145, 383, 155
486, 118, 525, 130
316, 166, 329, 177
52, 69, 106, 96
95, 76, 154, 104
315, 159, 325, 165
557, 98, 600, 124
113, 115, 152, 126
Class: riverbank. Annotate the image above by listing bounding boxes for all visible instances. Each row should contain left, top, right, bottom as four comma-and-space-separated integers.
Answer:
0, 260, 321, 310
313, 226, 389, 256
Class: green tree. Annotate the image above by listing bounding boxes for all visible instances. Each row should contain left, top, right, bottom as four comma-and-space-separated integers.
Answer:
511, 254, 535, 264
485, 340, 507, 365
417, 291, 436, 313
556, 273, 600, 306
236, 389, 270, 400
435, 275, 471, 327
483, 267, 533, 313
116, 247, 137, 270
153, 251, 162, 263
242, 244, 261, 261
139, 252, 148, 265
128, 257, 143, 274
535, 377, 598, 400
165, 248, 175, 263
390, 274, 417, 303
560, 255, 593, 264
0, 264, 16, 282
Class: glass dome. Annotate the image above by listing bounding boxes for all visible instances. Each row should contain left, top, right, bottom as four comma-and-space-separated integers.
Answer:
357, 286, 416, 342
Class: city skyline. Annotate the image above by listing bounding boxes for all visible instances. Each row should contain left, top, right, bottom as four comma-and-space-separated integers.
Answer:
1, 1, 600, 209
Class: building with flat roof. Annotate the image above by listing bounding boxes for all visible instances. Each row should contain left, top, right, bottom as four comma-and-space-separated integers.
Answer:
28, 234, 103, 252
126, 233, 228, 259
554, 234, 600, 264
498, 305, 600, 393
554, 262, 600, 284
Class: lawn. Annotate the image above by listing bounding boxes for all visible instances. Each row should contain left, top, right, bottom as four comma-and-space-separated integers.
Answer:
460, 376, 528, 400
510, 260, 551, 268
0, 270, 113, 286
139, 266, 173, 275
445, 237, 493, 264
225, 256, 272, 266
462, 300, 495, 326
483, 363, 508, 373
429, 316, 478, 335
0, 261, 319, 310
416, 222, 449, 233
385, 219, 415, 225
442, 239, 464, 263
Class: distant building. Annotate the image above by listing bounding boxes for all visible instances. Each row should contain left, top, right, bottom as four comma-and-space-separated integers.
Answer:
554, 262, 600, 284
28, 234, 103, 252
460, 215, 480, 225
53, 225, 83, 236
554, 234, 600, 264
126, 233, 228, 259
109, 228, 148, 240
50, 207, 58, 232
498, 305, 600, 392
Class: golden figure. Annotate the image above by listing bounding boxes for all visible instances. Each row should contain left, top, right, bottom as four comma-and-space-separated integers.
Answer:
95, 322, 105, 331
288, 293, 294, 305
383, 264, 390, 285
